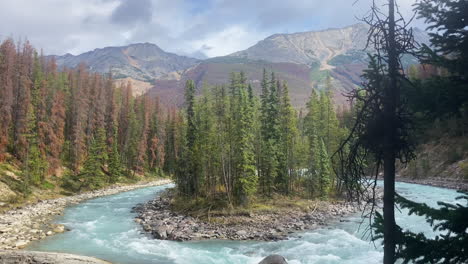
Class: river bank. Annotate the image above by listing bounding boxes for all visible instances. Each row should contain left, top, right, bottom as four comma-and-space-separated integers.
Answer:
133, 190, 360, 242
396, 176, 468, 191
0, 179, 172, 250
0, 250, 111, 264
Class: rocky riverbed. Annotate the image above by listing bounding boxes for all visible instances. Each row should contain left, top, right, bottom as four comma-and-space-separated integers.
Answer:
133, 191, 361, 242
0, 179, 172, 250
0, 250, 111, 264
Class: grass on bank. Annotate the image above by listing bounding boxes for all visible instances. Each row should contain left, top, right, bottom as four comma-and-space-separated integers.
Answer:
169, 188, 337, 222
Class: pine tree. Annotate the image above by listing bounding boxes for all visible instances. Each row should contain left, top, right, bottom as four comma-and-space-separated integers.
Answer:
277, 82, 297, 194
304, 89, 321, 196
108, 139, 123, 183
317, 139, 331, 198
373, 192, 468, 264
79, 128, 108, 190
234, 76, 257, 205
177, 80, 198, 196
0, 39, 16, 161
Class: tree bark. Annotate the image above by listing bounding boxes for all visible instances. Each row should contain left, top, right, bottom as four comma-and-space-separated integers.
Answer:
384, 0, 398, 263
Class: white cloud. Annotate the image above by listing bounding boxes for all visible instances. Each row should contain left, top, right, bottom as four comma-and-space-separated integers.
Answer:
191, 26, 268, 57
0, 0, 427, 57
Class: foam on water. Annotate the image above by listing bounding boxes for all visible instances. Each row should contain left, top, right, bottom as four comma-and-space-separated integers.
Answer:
28, 182, 461, 264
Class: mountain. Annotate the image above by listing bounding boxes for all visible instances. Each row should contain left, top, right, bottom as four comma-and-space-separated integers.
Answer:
52, 24, 429, 107
230, 24, 369, 69
149, 24, 429, 108
52, 43, 199, 95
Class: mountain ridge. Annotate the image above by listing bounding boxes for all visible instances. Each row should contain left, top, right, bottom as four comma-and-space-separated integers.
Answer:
51, 24, 429, 107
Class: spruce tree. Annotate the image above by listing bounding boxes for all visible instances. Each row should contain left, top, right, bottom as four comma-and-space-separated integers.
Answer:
108, 140, 123, 183
317, 139, 331, 198
277, 82, 297, 194
79, 128, 108, 190
234, 77, 257, 205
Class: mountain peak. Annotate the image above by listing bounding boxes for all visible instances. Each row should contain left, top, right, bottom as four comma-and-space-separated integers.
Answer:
229, 24, 370, 67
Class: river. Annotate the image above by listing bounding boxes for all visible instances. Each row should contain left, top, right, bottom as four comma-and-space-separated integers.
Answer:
27, 182, 461, 264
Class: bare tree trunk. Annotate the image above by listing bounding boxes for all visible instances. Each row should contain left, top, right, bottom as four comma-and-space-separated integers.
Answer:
384, 0, 398, 263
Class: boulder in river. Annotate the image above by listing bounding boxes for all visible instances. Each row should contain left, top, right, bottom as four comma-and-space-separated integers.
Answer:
258, 254, 288, 264
52, 224, 65, 233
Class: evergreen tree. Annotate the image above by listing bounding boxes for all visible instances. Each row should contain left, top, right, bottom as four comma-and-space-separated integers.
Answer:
79, 128, 108, 190
317, 139, 331, 198
108, 139, 123, 183
373, 192, 468, 264
277, 82, 297, 194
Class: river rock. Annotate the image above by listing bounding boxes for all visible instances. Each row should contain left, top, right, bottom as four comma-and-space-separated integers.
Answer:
133, 189, 361, 242
52, 224, 65, 233
154, 226, 168, 239
258, 254, 288, 264
0, 250, 111, 264
14, 240, 29, 249
236, 230, 247, 236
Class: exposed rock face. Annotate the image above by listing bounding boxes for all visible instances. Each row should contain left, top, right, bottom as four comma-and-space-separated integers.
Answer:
230, 24, 429, 69
0, 250, 111, 264
230, 24, 369, 68
258, 254, 288, 264
51, 43, 199, 95
54, 43, 199, 81
133, 190, 360, 242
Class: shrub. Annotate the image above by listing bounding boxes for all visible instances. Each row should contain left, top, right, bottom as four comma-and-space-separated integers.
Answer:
460, 161, 468, 180
447, 148, 463, 164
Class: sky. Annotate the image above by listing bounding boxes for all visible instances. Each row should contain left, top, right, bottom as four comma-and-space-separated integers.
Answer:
0, 0, 427, 58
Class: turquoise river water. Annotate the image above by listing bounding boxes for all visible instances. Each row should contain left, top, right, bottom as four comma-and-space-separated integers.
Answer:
28, 182, 461, 264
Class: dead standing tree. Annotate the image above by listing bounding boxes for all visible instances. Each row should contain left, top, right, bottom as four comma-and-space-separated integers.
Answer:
335, 0, 417, 263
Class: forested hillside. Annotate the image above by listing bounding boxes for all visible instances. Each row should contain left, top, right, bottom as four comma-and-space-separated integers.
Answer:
0, 39, 173, 204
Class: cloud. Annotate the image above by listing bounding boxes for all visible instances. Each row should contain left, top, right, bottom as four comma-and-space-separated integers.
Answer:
110, 0, 153, 26
0, 0, 427, 57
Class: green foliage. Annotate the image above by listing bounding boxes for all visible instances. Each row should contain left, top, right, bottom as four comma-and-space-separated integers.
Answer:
175, 70, 346, 205
23, 144, 48, 186
0, 175, 31, 197
41, 180, 55, 190
460, 161, 468, 180
317, 139, 331, 198
108, 141, 124, 183
373, 192, 468, 264
77, 129, 108, 191
446, 147, 463, 164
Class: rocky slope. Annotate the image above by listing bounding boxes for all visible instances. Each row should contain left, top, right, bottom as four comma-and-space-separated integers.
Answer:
52, 43, 199, 95
148, 24, 429, 108
397, 136, 468, 190
230, 24, 369, 69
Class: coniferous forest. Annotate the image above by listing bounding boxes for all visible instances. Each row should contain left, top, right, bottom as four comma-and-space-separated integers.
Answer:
0, 0, 467, 263
0, 39, 170, 194
174, 72, 347, 205
0, 39, 347, 203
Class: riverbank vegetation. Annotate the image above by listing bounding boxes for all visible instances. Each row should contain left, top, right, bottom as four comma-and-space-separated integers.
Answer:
172, 72, 348, 208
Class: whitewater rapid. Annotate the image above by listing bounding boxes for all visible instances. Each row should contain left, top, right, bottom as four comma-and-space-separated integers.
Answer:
28, 182, 461, 264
